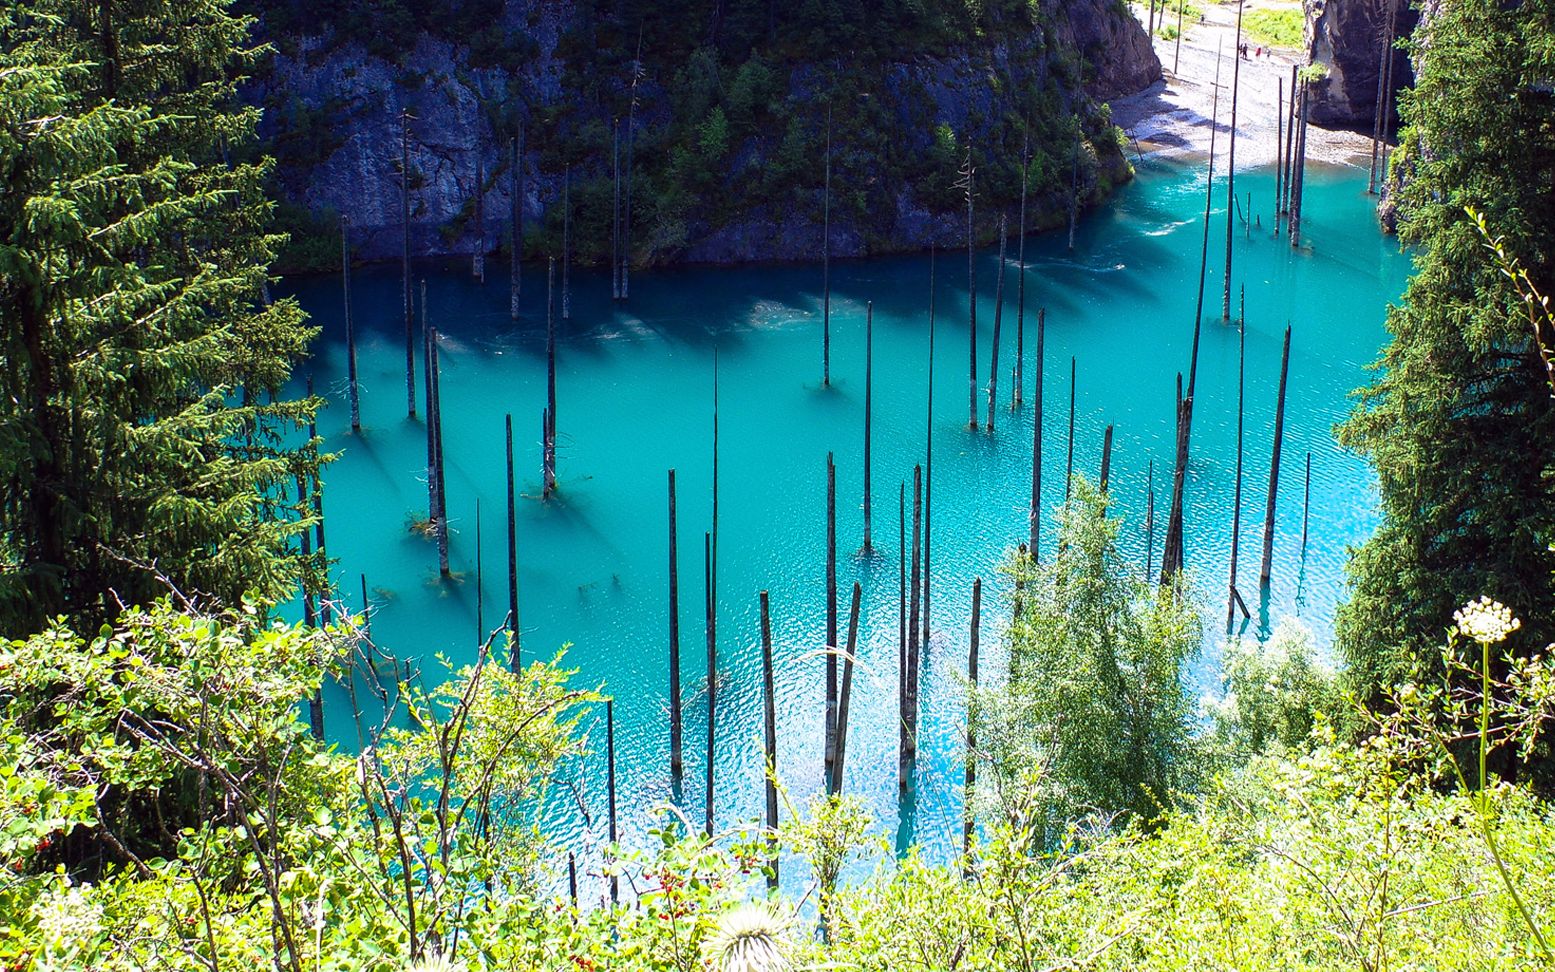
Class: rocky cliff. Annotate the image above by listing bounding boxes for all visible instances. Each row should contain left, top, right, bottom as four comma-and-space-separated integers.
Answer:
247, 0, 1159, 269
1304, 0, 1416, 132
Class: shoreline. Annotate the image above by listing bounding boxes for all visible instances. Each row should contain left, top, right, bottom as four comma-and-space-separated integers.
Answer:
1112, 1, 1384, 169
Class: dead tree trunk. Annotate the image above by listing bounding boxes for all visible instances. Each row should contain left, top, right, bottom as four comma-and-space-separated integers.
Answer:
1014, 140, 1027, 408
606, 699, 619, 904
964, 148, 977, 429
1161, 374, 1193, 583
759, 590, 778, 887
830, 582, 861, 795
668, 469, 683, 789
863, 302, 874, 553
1065, 356, 1076, 501
1099, 424, 1114, 492
401, 110, 417, 419
611, 119, 621, 300
342, 216, 360, 433
898, 481, 908, 790
986, 215, 1007, 432
822, 111, 832, 387
963, 576, 981, 863
923, 248, 936, 644
1227, 295, 1248, 630
1260, 325, 1292, 586
1188, 44, 1223, 407
1290, 81, 1310, 248
506, 414, 520, 669
1031, 308, 1045, 557
825, 451, 837, 788
543, 258, 558, 497
1223, 2, 1243, 321
510, 131, 522, 318
906, 465, 923, 769
703, 531, 716, 837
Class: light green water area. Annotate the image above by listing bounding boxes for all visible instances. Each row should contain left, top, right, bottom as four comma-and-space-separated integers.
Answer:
285, 158, 1411, 894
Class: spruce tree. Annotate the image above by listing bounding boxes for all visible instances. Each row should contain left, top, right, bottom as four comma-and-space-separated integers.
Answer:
1338, 0, 1555, 721
0, 0, 320, 635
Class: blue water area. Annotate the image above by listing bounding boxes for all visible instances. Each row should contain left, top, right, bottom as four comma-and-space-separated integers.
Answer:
284, 157, 1411, 898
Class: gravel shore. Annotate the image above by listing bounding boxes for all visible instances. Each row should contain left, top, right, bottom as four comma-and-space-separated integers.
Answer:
1111, 1, 1383, 168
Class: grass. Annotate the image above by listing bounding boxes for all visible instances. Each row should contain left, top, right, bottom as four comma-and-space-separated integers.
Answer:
1243, 7, 1304, 49
1150, 0, 1204, 37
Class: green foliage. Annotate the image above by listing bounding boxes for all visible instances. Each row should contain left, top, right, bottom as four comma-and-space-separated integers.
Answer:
1243, 6, 1304, 49
976, 479, 1202, 840
1205, 619, 1339, 762
0, 0, 321, 635
1337, 0, 1555, 773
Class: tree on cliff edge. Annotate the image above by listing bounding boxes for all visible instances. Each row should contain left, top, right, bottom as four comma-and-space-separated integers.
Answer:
0, 0, 320, 635
1338, 0, 1555, 775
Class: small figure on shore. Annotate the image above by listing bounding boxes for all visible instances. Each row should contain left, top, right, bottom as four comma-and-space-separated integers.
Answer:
1239, 42, 1249, 59
1255, 45, 1263, 57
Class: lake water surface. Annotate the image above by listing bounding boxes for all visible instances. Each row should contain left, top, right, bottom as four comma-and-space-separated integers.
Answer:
286, 157, 1412, 896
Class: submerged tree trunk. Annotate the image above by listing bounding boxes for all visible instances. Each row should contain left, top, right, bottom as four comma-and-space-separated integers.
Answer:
342, 216, 360, 433
964, 148, 977, 429
1223, 2, 1243, 321
1260, 325, 1293, 586
986, 215, 1007, 432
401, 110, 416, 419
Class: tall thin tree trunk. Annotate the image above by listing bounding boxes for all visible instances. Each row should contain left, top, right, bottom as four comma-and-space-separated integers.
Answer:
342, 216, 360, 433
544, 258, 557, 497
1014, 140, 1027, 407
759, 590, 777, 886
863, 302, 874, 553
963, 577, 981, 863
402, 110, 416, 419
1260, 325, 1292, 586
1030, 308, 1045, 557
822, 112, 832, 387
606, 699, 619, 904
506, 414, 521, 669
1223, 3, 1243, 321
1227, 293, 1247, 629
703, 532, 716, 837
668, 469, 683, 788
906, 465, 923, 767
965, 148, 977, 429
986, 215, 1007, 432
562, 166, 572, 319
923, 248, 936, 644
830, 583, 860, 795
824, 452, 837, 786
1065, 357, 1076, 501
510, 131, 522, 318
611, 119, 621, 300
1188, 43, 1223, 407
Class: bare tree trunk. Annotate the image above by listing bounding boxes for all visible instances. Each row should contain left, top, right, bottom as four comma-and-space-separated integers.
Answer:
1014, 139, 1027, 407
562, 166, 572, 319
510, 131, 522, 318
668, 469, 683, 789
759, 590, 777, 886
863, 302, 874, 553
606, 699, 618, 904
923, 248, 936, 644
342, 216, 360, 433
703, 532, 715, 837
964, 148, 978, 429
822, 112, 832, 387
824, 452, 837, 787
1223, 2, 1244, 321
963, 577, 981, 864
402, 110, 417, 419
506, 414, 520, 669
830, 583, 860, 795
611, 119, 621, 300
986, 215, 1007, 432
1227, 292, 1247, 630
544, 259, 557, 497
1030, 308, 1045, 557
1260, 325, 1292, 586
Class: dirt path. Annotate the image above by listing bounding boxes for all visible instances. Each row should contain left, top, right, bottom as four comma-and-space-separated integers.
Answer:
1111, 1, 1380, 168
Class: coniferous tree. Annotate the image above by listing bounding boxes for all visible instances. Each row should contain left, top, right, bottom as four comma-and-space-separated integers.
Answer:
0, 0, 320, 635
1339, 0, 1555, 735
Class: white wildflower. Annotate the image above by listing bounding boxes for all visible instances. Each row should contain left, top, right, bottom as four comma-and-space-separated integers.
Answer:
704, 903, 790, 972
1453, 596, 1522, 645
31, 880, 103, 943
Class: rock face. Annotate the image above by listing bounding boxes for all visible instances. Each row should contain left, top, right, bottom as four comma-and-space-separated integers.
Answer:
1305, 0, 1417, 133
250, 0, 1159, 268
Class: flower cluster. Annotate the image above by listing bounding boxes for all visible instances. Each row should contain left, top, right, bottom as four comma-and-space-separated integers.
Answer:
703, 904, 790, 972
30, 878, 102, 945
1453, 596, 1522, 645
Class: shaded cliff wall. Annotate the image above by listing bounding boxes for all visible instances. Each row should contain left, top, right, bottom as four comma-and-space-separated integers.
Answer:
1305, 0, 1417, 132
248, 0, 1159, 268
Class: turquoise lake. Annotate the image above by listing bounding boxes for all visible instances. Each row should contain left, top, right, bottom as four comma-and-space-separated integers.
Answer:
285, 158, 1412, 898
